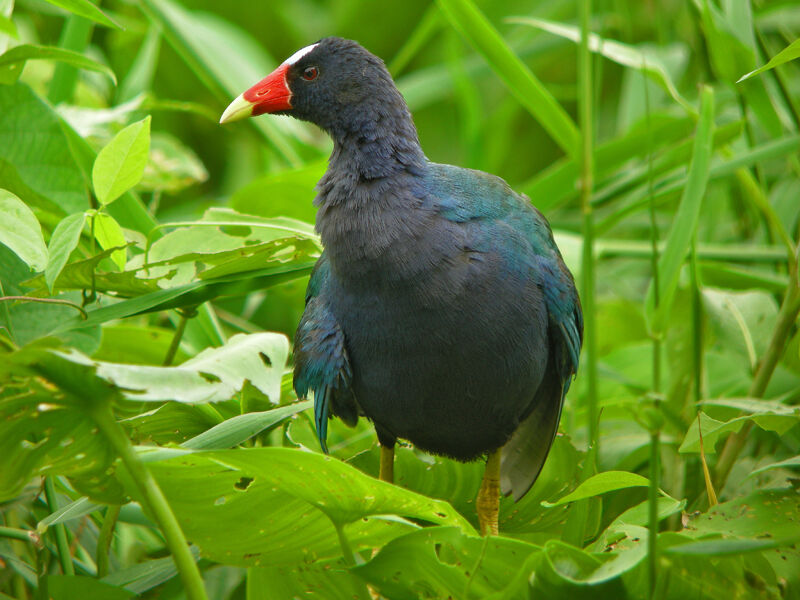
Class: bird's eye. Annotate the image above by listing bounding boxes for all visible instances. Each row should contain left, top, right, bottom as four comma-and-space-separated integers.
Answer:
302, 66, 319, 81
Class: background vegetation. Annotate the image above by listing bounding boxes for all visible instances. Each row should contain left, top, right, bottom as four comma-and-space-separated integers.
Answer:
1, 0, 799, 598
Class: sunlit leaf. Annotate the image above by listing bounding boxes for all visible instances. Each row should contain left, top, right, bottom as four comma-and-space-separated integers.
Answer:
0, 189, 48, 271
739, 37, 800, 82
45, 212, 86, 292
0, 44, 116, 85
92, 116, 151, 206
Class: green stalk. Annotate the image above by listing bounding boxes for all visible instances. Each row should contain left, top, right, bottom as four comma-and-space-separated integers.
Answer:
96, 505, 121, 578
578, 0, 597, 454
647, 423, 661, 598
0, 526, 41, 546
43, 478, 74, 576
163, 311, 189, 366
389, 4, 440, 76
89, 403, 209, 600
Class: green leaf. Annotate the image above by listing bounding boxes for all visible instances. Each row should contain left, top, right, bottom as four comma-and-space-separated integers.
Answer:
141, 447, 473, 567
510, 17, 695, 115
542, 471, 651, 507
0, 189, 48, 271
0, 84, 88, 215
0, 44, 116, 85
679, 406, 799, 454
353, 526, 540, 600
44, 575, 133, 600
92, 212, 127, 270
94, 332, 289, 404
645, 86, 714, 333
37, 497, 100, 533
666, 535, 800, 557
0, 14, 17, 39
435, 0, 579, 157
45, 212, 86, 292
739, 37, 800, 82
750, 455, 800, 476
41, 0, 121, 29
92, 116, 151, 206
181, 401, 312, 450
248, 562, 367, 600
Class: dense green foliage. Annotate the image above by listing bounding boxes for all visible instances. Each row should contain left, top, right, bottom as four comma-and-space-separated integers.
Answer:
1, 0, 799, 598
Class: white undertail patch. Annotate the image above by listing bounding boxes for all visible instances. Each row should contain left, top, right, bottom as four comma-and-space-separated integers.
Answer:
284, 43, 319, 66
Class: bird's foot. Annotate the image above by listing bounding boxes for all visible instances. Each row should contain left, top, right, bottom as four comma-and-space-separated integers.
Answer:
477, 449, 501, 536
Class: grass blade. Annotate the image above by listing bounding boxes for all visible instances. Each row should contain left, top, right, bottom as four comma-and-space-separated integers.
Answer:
645, 86, 715, 334
738, 36, 800, 82
435, 0, 579, 157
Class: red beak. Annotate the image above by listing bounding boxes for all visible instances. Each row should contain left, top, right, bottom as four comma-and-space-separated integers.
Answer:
220, 64, 292, 124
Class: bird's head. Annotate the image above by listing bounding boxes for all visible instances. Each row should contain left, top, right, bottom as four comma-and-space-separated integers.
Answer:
220, 37, 404, 138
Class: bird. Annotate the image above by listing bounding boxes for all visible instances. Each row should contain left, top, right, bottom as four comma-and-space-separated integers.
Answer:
220, 37, 582, 535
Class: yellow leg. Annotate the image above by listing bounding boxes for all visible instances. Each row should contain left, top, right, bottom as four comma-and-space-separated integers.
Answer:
379, 444, 394, 483
477, 449, 501, 536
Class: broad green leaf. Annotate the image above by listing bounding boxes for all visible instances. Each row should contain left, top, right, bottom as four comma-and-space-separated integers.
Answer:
94, 332, 289, 404
530, 539, 628, 594
679, 407, 799, 454
182, 401, 311, 449
703, 289, 779, 366
92, 116, 151, 206
542, 471, 651, 507
92, 212, 127, 270
739, 37, 800, 82
45, 212, 85, 292
140, 447, 472, 567
44, 575, 132, 600
353, 526, 540, 600
0, 189, 47, 271
0, 44, 116, 85
435, 0, 579, 157
684, 488, 800, 540
645, 86, 714, 333
248, 562, 367, 600
94, 324, 191, 366
41, 0, 120, 29
348, 434, 580, 533
510, 17, 694, 114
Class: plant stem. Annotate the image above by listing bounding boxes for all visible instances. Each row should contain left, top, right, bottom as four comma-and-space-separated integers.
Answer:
579, 0, 598, 454
714, 246, 800, 490
0, 296, 88, 319
163, 311, 190, 366
89, 403, 208, 600
43, 478, 75, 576
334, 522, 356, 567
0, 526, 41, 546
96, 504, 121, 578
647, 425, 660, 598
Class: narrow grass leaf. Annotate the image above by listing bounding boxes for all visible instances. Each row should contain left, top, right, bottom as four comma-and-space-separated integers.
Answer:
37, 497, 100, 533
181, 401, 312, 449
666, 535, 800, 557
0, 44, 116, 85
542, 471, 650, 507
0, 189, 48, 271
645, 86, 714, 333
749, 455, 800, 476
93, 213, 127, 270
41, 0, 120, 29
738, 37, 800, 82
436, 0, 579, 157
510, 17, 695, 115
92, 116, 151, 206
45, 212, 86, 292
